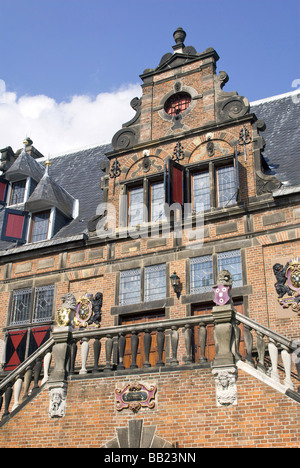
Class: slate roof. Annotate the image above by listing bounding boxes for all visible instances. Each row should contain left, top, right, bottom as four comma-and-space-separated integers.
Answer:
250, 90, 300, 187
0, 90, 299, 255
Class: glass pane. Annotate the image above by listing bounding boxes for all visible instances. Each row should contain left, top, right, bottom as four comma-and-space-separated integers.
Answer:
151, 182, 166, 222
193, 171, 210, 212
33, 285, 54, 323
11, 289, 32, 325
191, 256, 213, 293
128, 187, 144, 226
10, 180, 26, 205
30, 211, 50, 243
145, 264, 166, 302
120, 269, 141, 305
217, 165, 236, 207
217, 250, 243, 287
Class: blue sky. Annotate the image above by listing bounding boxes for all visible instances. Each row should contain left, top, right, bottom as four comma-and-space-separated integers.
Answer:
0, 0, 299, 155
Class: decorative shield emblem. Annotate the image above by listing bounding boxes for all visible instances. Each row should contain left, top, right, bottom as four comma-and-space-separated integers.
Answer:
115, 382, 157, 413
56, 308, 71, 327
74, 294, 93, 328
273, 257, 300, 315
213, 285, 231, 306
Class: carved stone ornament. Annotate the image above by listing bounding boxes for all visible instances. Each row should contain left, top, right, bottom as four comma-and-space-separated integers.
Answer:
115, 381, 157, 413
273, 258, 300, 315
212, 367, 238, 407
49, 386, 67, 418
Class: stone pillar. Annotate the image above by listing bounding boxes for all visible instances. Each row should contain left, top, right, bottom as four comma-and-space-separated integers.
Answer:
47, 326, 72, 419
211, 304, 235, 368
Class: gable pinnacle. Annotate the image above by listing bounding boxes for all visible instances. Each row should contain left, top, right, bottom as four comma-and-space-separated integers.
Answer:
173, 27, 186, 53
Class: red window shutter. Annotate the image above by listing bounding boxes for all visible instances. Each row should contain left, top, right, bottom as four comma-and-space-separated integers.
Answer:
5, 213, 25, 238
0, 181, 7, 202
4, 330, 27, 371
166, 158, 185, 206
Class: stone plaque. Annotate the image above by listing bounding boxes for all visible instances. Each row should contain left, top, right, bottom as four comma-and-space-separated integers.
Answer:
115, 382, 157, 413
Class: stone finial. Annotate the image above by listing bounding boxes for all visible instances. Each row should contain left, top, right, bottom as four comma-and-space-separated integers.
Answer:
173, 27, 186, 52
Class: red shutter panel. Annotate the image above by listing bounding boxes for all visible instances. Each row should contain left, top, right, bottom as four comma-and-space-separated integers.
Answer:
0, 180, 7, 203
5, 213, 25, 238
167, 158, 185, 206
4, 330, 27, 371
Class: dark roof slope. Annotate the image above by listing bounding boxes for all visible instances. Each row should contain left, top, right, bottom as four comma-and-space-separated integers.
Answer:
250, 90, 300, 187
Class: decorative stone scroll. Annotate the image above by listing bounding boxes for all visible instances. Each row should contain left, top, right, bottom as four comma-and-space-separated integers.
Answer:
115, 382, 157, 413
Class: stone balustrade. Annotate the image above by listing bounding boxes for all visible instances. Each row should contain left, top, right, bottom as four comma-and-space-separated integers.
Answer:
0, 309, 299, 423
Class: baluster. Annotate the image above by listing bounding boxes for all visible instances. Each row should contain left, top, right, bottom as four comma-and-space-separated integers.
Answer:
80, 338, 90, 374
170, 326, 179, 366
2, 384, 13, 421
268, 339, 281, 383
118, 333, 126, 370
32, 357, 43, 394
199, 322, 207, 363
41, 349, 53, 385
243, 325, 255, 366
256, 331, 266, 372
92, 338, 101, 373
281, 347, 294, 390
156, 328, 165, 367
143, 329, 152, 368
184, 324, 193, 364
232, 319, 242, 361
11, 377, 23, 411
130, 331, 139, 369
22, 365, 33, 402
69, 340, 77, 375
104, 334, 113, 372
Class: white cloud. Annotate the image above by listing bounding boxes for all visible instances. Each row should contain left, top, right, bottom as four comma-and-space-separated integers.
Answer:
0, 79, 141, 156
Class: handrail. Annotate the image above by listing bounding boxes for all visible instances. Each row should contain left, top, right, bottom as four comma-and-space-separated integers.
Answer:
0, 337, 54, 393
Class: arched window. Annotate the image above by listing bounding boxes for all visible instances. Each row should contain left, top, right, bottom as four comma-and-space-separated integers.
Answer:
164, 92, 191, 116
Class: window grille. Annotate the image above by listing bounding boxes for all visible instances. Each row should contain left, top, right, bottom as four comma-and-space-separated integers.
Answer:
119, 269, 141, 305
217, 250, 243, 287
33, 285, 54, 323
145, 264, 166, 302
164, 92, 191, 116
10, 288, 32, 325
191, 256, 214, 294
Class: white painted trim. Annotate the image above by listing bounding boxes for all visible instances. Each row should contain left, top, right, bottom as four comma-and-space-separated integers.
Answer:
250, 89, 300, 107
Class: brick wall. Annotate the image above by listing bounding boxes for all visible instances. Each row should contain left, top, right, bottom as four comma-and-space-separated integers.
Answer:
0, 367, 299, 448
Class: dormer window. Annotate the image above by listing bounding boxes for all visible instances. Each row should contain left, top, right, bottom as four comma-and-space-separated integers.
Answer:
9, 180, 26, 205
29, 210, 51, 243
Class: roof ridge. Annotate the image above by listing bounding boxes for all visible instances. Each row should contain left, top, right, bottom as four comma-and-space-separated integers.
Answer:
38, 142, 112, 162
250, 89, 300, 107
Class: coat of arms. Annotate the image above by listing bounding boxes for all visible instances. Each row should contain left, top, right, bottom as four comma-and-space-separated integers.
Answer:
273, 258, 300, 315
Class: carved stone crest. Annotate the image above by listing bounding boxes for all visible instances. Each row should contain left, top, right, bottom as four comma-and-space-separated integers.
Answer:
273, 258, 300, 315
212, 367, 238, 407
56, 293, 76, 327
115, 381, 157, 413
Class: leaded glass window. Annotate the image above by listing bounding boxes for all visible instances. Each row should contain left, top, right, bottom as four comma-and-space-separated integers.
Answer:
151, 182, 166, 222
10, 180, 26, 205
145, 264, 166, 302
128, 187, 144, 226
190, 256, 214, 293
119, 269, 141, 305
217, 165, 236, 207
30, 210, 50, 243
33, 285, 55, 323
192, 171, 210, 212
217, 250, 243, 287
10, 288, 32, 325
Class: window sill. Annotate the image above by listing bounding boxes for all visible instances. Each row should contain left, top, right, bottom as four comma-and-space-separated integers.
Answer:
111, 297, 174, 316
